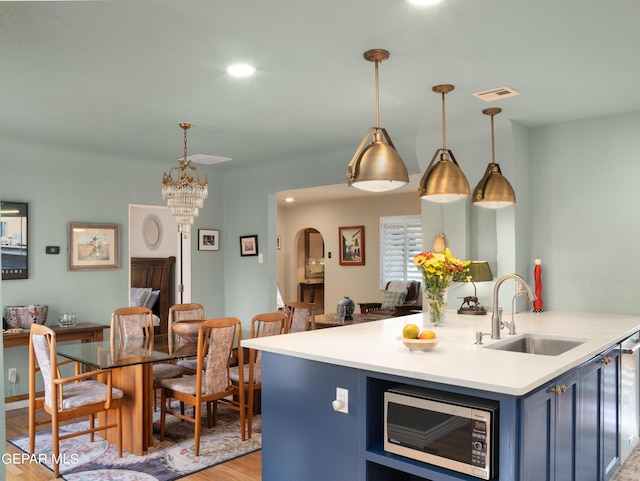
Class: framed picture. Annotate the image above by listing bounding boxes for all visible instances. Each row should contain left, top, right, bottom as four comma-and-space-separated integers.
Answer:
1, 201, 29, 280
198, 229, 220, 251
239, 235, 258, 257
339, 225, 365, 266
67, 222, 120, 271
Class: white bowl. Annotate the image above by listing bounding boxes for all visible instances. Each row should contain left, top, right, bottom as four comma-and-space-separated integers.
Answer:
397, 336, 438, 351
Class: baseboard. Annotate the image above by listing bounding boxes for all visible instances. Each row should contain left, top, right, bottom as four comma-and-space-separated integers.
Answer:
4, 392, 38, 411
5, 399, 29, 411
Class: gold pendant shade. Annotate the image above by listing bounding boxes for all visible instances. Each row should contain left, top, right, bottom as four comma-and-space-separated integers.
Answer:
348, 129, 408, 192
418, 149, 470, 203
472, 108, 516, 208
347, 49, 409, 192
419, 85, 470, 203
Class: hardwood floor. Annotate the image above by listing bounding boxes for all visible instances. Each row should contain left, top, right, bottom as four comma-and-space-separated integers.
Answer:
4, 407, 262, 481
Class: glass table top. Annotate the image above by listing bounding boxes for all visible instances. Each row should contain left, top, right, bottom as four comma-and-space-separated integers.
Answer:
55, 334, 197, 370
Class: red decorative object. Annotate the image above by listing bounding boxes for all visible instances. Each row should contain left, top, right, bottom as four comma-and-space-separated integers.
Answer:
533, 258, 543, 312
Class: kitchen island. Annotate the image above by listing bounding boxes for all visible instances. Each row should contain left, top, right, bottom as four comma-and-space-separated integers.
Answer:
243, 311, 640, 481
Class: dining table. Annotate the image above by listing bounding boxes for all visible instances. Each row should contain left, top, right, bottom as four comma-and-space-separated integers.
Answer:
55, 333, 197, 456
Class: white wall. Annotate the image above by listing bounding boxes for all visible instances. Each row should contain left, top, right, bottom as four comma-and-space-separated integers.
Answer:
278, 192, 420, 312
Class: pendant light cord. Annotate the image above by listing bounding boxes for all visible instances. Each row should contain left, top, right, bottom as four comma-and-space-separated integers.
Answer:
374, 60, 380, 129
441, 91, 447, 151
490, 112, 496, 164
183, 127, 188, 163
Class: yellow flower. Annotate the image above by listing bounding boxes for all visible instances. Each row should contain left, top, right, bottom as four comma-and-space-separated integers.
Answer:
412, 249, 470, 290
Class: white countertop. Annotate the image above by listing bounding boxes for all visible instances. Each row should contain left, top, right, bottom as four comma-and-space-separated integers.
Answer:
242, 311, 640, 396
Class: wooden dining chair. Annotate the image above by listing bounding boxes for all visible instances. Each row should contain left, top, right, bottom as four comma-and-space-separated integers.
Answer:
29, 324, 123, 478
159, 317, 246, 456
168, 303, 206, 375
285, 301, 315, 332
230, 311, 286, 438
111, 306, 184, 410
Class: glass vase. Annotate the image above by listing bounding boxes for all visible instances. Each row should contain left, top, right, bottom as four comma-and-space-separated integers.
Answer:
424, 288, 449, 326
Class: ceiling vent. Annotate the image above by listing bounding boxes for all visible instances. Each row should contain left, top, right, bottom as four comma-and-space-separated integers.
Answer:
472, 86, 520, 102
181, 153, 232, 165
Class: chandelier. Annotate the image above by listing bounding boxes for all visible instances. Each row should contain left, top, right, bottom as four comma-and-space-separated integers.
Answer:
162, 123, 208, 238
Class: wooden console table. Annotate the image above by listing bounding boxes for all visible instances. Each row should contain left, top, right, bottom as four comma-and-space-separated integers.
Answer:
3, 322, 107, 348
299, 281, 324, 304
314, 312, 388, 329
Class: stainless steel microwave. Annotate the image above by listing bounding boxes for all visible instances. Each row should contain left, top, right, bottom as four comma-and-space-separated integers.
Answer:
384, 385, 499, 480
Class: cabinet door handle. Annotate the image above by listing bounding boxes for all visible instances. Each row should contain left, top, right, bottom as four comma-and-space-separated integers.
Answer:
550, 385, 566, 395
600, 356, 612, 365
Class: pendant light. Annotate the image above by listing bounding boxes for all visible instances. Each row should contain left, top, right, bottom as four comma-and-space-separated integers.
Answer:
162, 123, 209, 238
346, 49, 409, 192
418, 84, 470, 203
472, 108, 516, 208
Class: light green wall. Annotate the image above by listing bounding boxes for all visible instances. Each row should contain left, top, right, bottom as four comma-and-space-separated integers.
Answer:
1, 137, 226, 401
220, 152, 350, 325
529, 112, 640, 314
3, 109, 640, 449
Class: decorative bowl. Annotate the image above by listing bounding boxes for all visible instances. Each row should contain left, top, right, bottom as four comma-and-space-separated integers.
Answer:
4, 304, 49, 329
172, 319, 204, 343
397, 336, 438, 352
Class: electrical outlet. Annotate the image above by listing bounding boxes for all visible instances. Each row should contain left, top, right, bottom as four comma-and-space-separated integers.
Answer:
8, 368, 17, 383
333, 387, 348, 414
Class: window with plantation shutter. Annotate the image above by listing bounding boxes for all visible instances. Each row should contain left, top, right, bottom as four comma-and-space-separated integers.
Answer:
380, 215, 423, 289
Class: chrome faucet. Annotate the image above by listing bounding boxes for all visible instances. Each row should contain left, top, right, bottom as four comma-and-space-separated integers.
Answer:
491, 274, 537, 339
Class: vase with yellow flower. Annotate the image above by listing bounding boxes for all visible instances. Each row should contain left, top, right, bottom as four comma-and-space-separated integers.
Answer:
413, 248, 470, 326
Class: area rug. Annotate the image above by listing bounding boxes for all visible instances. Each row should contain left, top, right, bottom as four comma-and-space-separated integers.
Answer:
612, 442, 640, 481
8, 405, 261, 481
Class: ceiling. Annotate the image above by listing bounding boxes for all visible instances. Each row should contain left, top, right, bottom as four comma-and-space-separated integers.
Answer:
2, 0, 640, 201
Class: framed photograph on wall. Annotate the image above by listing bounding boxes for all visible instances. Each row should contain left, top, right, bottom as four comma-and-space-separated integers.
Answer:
67, 222, 120, 271
239, 235, 258, 257
198, 229, 220, 251
339, 225, 365, 266
1, 201, 29, 280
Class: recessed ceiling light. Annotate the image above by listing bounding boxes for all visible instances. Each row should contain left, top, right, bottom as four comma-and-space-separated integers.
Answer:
407, 0, 442, 6
226, 64, 256, 77
285, 197, 294, 203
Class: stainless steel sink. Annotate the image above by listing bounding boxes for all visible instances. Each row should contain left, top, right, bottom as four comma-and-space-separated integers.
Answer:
484, 333, 586, 356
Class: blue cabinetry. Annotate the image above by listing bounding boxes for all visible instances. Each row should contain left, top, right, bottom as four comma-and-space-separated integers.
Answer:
521, 370, 579, 480
578, 345, 621, 481
260, 346, 621, 481
520, 345, 621, 481
260, 353, 361, 481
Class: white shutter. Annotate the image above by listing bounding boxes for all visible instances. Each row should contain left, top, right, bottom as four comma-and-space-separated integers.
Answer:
380, 215, 422, 288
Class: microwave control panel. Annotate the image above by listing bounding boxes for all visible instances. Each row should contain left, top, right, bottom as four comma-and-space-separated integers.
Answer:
471, 419, 488, 467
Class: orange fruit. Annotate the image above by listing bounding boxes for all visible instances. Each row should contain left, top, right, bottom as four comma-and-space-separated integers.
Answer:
402, 324, 420, 339
418, 330, 436, 340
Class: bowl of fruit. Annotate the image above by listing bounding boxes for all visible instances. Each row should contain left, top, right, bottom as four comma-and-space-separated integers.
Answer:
398, 323, 438, 351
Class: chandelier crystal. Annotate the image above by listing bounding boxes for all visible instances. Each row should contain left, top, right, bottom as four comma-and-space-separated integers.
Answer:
162, 123, 208, 238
